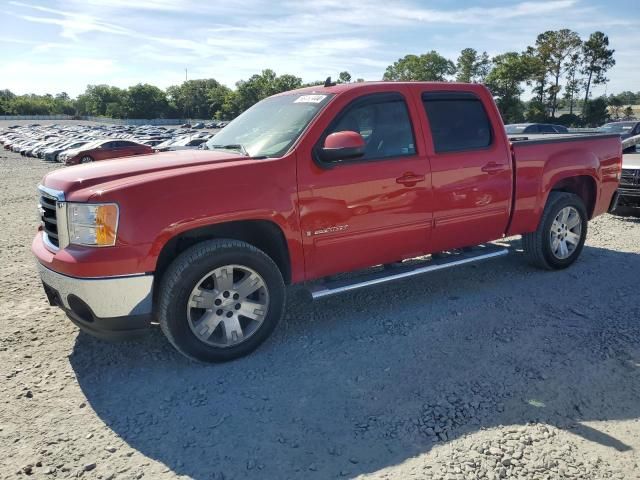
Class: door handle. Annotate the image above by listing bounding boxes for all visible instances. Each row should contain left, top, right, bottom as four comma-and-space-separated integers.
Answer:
396, 173, 425, 186
481, 162, 506, 174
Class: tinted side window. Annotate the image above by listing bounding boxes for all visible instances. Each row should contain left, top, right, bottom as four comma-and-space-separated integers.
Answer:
422, 93, 492, 153
102, 141, 117, 149
524, 125, 539, 133
323, 93, 416, 161
538, 124, 556, 133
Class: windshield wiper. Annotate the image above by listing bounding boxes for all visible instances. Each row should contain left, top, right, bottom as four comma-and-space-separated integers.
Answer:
210, 144, 249, 156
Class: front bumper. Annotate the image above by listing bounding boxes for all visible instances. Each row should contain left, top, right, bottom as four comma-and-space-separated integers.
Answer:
36, 263, 154, 340
617, 187, 640, 208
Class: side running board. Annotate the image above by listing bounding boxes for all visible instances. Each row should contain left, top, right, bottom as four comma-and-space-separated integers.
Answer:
307, 244, 509, 299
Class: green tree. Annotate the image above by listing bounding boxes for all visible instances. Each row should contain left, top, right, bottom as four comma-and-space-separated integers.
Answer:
526, 100, 548, 122
608, 96, 623, 120
538, 29, 582, 117
80, 84, 126, 116
231, 69, 302, 115
455, 48, 491, 83
124, 83, 169, 119
338, 71, 352, 83
525, 44, 549, 105
166, 79, 230, 119
383, 51, 456, 81
623, 106, 635, 120
0, 89, 16, 115
582, 96, 609, 127
562, 51, 582, 115
555, 113, 582, 127
485, 52, 534, 123
581, 32, 615, 118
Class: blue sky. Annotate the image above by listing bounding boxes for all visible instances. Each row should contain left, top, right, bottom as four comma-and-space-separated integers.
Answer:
1, 0, 638, 97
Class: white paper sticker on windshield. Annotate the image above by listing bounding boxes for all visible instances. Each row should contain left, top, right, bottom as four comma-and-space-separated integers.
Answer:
294, 95, 327, 104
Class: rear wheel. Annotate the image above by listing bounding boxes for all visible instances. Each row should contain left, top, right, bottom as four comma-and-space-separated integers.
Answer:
522, 192, 588, 270
157, 239, 285, 362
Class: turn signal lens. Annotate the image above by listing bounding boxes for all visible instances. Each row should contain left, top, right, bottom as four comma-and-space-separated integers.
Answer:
67, 203, 119, 246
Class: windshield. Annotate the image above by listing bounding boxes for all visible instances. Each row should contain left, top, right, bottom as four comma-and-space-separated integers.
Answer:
597, 122, 634, 133
205, 93, 333, 158
505, 125, 527, 134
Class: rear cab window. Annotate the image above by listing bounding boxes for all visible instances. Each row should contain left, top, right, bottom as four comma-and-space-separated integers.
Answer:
421, 92, 492, 153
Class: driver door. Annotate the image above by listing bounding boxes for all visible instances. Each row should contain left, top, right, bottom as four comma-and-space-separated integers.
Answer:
296, 89, 433, 280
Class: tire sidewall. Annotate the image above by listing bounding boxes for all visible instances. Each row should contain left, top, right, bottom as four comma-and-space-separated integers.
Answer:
541, 194, 588, 269
160, 244, 285, 362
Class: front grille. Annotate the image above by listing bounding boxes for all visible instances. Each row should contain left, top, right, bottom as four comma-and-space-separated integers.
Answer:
39, 193, 59, 247
620, 169, 640, 187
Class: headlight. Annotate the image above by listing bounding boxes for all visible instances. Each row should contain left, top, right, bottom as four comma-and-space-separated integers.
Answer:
67, 203, 119, 246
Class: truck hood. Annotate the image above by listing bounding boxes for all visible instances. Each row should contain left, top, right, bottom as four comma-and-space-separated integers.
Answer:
42, 150, 248, 197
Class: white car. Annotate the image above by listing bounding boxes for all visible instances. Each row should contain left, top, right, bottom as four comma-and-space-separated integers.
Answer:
154, 136, 209, 152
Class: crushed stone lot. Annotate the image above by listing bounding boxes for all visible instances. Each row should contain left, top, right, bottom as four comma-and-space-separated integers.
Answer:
1, 144, 640, 479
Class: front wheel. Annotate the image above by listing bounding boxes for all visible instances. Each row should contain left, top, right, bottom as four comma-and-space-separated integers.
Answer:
522, 192, 588, 270
80, 155, 94, 164
157, 239, 285, 362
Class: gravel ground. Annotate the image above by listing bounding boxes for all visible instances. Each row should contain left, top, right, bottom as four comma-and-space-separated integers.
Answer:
1, 145, 640, 480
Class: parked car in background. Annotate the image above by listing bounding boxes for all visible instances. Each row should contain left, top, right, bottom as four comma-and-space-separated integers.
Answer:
505, 123, 569, 134
615, 153, 640, 213
154, 136, 210, 152
597, 121, 640, 153
597, 120, 640, 139
62, 139, 153, 165
192, 122, 205, 129
32, 81, 621, 362
44, 141, 91, 162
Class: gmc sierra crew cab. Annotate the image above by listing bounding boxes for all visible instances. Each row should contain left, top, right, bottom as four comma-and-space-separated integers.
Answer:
32, 82, 622, 362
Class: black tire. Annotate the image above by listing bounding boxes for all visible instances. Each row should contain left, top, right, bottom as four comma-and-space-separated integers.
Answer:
522, 192, 588, 270
80, 155, 94, 164
157, 239, 285, 362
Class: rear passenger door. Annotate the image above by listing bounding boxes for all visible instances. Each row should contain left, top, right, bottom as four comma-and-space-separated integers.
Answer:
418, 91, 512, 251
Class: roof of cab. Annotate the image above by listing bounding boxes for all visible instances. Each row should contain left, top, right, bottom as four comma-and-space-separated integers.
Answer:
273, 81, 491, 96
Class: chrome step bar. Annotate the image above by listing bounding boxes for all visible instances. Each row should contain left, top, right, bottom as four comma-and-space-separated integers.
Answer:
308, 245, 509, 299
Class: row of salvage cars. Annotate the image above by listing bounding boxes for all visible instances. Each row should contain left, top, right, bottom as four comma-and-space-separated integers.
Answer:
0, 123, 218, 165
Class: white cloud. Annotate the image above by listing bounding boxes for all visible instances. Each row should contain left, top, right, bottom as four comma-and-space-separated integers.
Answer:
3, 0, 638, 96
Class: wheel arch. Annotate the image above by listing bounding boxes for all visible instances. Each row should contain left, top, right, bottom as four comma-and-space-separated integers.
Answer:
549, 174, 598, 219
153, 220, 292, 296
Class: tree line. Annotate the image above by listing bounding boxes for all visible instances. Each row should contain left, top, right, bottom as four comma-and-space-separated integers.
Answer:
0, 30, 634, 126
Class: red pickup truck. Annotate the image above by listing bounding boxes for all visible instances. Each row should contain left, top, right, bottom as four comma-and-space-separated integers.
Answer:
33, 82, 622, 362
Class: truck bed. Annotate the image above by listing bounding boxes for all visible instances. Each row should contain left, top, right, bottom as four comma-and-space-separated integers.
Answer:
506, 133, 622, 236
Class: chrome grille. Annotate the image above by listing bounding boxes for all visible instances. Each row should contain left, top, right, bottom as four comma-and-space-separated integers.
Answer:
38, 186, 67, 250
620, 169, 640, 187
39, 192, 59, 247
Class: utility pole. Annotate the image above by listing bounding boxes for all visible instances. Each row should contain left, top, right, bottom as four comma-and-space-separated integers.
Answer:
185, 68, 188, 82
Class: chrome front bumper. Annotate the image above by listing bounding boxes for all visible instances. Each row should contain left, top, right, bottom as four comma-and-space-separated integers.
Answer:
37, 263, 153, 320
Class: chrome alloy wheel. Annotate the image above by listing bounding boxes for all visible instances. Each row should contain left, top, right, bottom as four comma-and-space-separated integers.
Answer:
186, 265, 270, 347
550, 206, 582, 260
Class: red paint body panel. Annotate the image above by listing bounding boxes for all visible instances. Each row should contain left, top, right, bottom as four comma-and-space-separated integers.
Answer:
32, 82, 622, 285
506, 136, 622, 235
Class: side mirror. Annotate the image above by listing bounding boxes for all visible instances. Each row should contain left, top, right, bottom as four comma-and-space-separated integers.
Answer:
318, 131, 365, 163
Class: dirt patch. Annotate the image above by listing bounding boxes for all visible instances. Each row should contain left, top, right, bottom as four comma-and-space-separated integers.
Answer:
1, 148, 639, 479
